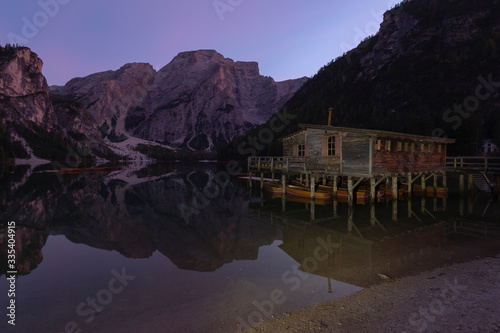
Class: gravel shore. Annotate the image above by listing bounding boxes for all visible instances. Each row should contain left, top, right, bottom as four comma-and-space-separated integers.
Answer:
248, 253, 500, 333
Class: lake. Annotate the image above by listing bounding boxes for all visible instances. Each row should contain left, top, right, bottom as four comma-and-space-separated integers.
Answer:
1, 162, 499, 333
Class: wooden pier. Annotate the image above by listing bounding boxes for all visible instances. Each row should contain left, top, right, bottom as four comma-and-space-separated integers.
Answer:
247, 125, 500, 202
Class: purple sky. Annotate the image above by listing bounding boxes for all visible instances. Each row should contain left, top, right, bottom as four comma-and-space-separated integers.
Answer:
1, 0, 400, 86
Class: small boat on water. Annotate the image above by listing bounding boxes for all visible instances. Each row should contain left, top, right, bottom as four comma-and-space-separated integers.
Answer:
286, 184, 332, 200
36, 167, 122, 174
263, 181, 284, 194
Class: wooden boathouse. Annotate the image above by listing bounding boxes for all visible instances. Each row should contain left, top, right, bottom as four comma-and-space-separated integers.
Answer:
248, 124, 456, 203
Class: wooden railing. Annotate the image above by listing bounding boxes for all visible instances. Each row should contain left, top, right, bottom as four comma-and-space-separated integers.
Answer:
248, 156, 306, 172
446, 156, 500, 172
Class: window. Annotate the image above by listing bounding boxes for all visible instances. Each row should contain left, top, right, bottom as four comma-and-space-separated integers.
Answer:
328, 136, 336, 156
397, 141, 403, 152
404, 142, 409, 152
428, 144, 432, 153
298, 144, 305, 157
420, 143, 425, 152
410, 143, 415, 152
437, 145, 442, 153
385, 140, 391, 151
376, 139, 382, 150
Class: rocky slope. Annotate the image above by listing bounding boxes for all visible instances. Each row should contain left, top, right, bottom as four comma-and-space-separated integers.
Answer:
52, 50, 308, 153
0, 45, 111, 161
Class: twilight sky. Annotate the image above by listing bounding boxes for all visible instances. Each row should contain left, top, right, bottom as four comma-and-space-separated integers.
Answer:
1, 0, 400, 86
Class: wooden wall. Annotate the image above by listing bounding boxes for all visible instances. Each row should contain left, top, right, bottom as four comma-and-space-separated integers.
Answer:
341, 133, 371, 175
282, 128, 449, 176
372, 137, 447, 174
306, 129, 341, 172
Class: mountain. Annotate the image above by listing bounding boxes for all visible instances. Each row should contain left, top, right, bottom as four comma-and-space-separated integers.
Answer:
0, 45, 110, 162
220, 0, 500, 159
51, 49, 308, 155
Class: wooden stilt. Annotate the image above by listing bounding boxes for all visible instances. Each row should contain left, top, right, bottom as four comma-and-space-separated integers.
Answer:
271, 171, 275, 182
348, 177, 353, 205
260, 173, 264, 189
370, 177, 376, 203
282, 174, 286, 195
392, 199, 398, 221
407, 173, 413, 198
392, 176, 398, 199
311, 200, 316, 221
305, 174, 310, 188
459, 174, 464, 195
249, 172, 253, 188
333, 176, 338, 197
433, 173, 438, 193
468, 174, 474, 194
311, 176, 316, 199
442, 173, 447, 188
323, 176, 327, 186
421, 175, 426, 194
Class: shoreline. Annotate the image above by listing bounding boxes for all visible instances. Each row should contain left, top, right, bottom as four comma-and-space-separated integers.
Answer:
248, 251, 500, 333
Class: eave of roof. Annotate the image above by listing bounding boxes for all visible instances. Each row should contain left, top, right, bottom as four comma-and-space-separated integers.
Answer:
279, 124, 455, 144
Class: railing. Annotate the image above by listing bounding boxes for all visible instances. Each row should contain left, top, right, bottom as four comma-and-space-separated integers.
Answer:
248, 156, 306, 172
446, 156, 500, 172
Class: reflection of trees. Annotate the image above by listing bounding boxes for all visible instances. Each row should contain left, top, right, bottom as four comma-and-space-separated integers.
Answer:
0, 164, 280, 275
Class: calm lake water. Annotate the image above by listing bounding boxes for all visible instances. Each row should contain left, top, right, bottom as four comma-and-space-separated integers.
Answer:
1, 162, 499, 333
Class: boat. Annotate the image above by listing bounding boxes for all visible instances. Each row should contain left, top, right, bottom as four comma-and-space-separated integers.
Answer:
286, 184, 332, 200
37, 167, 122, 175
263, 181, 284, 194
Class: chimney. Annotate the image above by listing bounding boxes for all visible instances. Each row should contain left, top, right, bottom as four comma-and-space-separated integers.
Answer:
327, 107, 333, 126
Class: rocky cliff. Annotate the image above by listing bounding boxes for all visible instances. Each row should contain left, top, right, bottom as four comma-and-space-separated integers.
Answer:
52, 50, 308, 153
0, 45, 111, 161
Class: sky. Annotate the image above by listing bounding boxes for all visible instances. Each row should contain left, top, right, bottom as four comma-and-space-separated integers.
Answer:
1, 0, 401, 86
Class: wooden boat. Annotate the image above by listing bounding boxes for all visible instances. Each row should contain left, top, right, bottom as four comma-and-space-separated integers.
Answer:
383, 186, 407, 199
263, 181, 283, 194
413, 184, 423, 196
36, 167, 122, 175
356, 187, 370, 204
286, 184, 332, 200
436, 187, 448, 198
336, 187, 349, 199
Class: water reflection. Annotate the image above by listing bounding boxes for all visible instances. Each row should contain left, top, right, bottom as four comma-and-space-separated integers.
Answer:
0, 163, 280, 276
249, 181, 500, 287
1, 163, 500, 333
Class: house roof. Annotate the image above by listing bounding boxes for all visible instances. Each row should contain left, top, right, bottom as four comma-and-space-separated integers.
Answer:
281, 124, 455, 144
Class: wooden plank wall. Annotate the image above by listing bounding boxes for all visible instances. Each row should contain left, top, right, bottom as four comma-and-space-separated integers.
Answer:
341, 133, 371, 175
282, 132, 305, 157
306, 129, 341, 172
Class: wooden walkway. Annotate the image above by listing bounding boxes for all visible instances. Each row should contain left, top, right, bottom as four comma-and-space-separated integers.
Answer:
446, 157, 500, 173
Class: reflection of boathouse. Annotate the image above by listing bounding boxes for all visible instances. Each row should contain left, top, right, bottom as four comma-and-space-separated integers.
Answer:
249, 122, 455, 202
279, 220, 446, 287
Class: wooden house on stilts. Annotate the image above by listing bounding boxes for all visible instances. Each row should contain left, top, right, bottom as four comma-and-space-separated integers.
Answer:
248, 111, 455, 203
